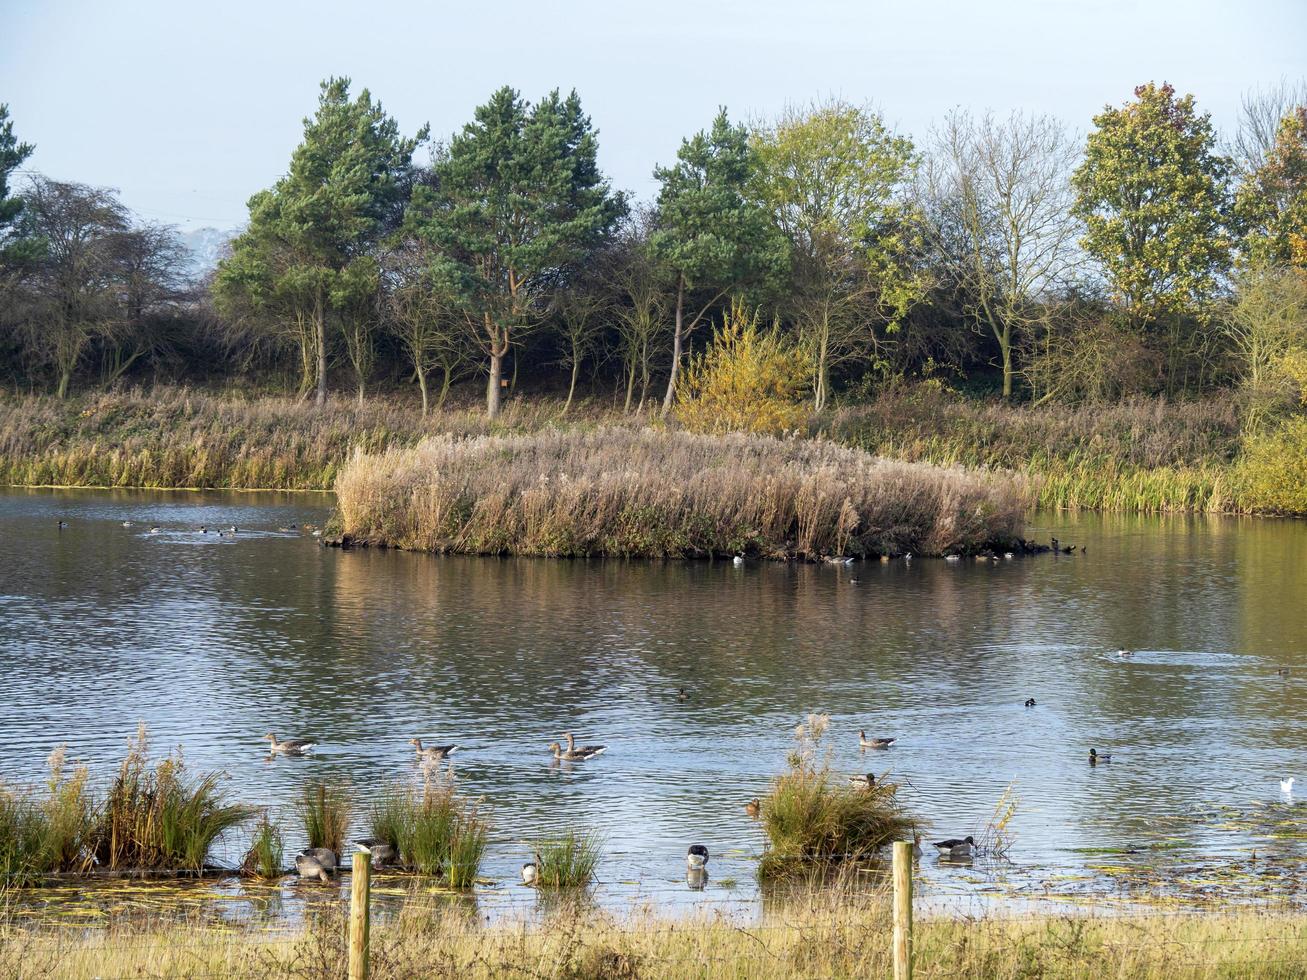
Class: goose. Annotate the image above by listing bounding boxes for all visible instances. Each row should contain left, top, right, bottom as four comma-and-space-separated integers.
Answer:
548, 733, 606, 760
932, 836, 974, 857
859, 731, 896, 750
1281, 777, 1296, 794
354, 838, 396, 866
913, 833, 923, 858
732, 555, 744, 567
744, 798, 760, 819
1024, 698, 1037, 708
686, 867, 708, 890
686, 844, 709, 870
1089, 748, 1111, 764
849, 773, 877, 789
265, 733, 316, 755
521, 853, 542, 885
410, 737, 459, 760
294, 847, 337, 882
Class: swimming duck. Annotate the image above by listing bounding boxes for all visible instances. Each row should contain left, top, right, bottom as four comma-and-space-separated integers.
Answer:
1281, 777, 1296, 794
199, 526, 208, 534
294, 847, 337, 882
932, 836, 974, 857
825, 556, 853, 566
1003, 552, 1014, 559
1116, 649, 1133, 658
849, 773, 877, 789
265, 733, 316, 755
686, 844, 709, 870
121, 521, 134, 527
410, 737, 459, 760
521, 853, 542, 885
744, 798, 760, 819
944, 555, 961, 562
1276, 667, 1289, 677
57, 520, 68, 529
678, 687, 688, 700
278, 523, 298, 532
1024, 698, 1036, 708
149, 526, 161, 534
859, 731, 896, 750
228, 525, 238, 533
732, 555, 744, 566
1089, 748, 1111, 764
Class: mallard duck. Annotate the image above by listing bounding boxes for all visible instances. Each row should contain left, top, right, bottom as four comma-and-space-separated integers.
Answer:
1024, 698, 1036, 708
932, 836, 974, 857
1089, 748, 1111, 764
859, 731, 896, 750
410, 738, 459, 760
686, 844, 709, 870
354, 838, 396, 866
744, 798, 760, 819
1281, 777, 1296, 794
265, 733, 316, 755
849, 773, 877, 789
295, 847, 337, 882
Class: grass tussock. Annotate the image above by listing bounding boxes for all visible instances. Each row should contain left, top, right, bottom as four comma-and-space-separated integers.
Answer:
530, 829, 603, 889
298, 781, 352, 856
0, 746, 96, 887
335, 428, 1029, 559
96, 725, 255, 872
369, 772, 488, 886
758, 714, 916, 881
7, 902, 1307, 979
239, 814, 285, 879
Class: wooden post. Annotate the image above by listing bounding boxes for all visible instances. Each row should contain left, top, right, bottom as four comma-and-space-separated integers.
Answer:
349, 850, 371, 980
892, 839, 913, 980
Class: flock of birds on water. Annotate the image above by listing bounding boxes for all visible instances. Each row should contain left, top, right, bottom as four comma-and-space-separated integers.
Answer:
52, 519, 1300, 883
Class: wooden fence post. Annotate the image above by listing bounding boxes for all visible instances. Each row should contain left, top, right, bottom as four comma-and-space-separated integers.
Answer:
892, 839, 913, 980
349, 849, 371, 980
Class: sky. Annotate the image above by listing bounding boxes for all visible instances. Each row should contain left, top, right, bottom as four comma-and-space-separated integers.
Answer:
3, 0, 1305, 232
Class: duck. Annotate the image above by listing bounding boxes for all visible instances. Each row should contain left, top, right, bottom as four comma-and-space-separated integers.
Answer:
149, 526, 161, 534
678, 687, 688, 700
744, 798, 760, 819
686, 844, 709, 870
944, 555, 961, 562
354, 838, 396, 866
410, 737, 459, 760
1089, 748, 1111, 764
1281, 777, 1296, 794
521, 853, 542, 885
732, 555, 744, 567
1116, 649, 1133, 658
849, 773, 877, 789
859, 731, 896, 750
121, 521, 134, 527
1276, 667, 1289, 677
932, 836, 974, 857
56, 520, 68, 529
228, 525, 239, 534
1024, 698, 1037, 708
903, 553, 913, 562
548, 733, 606, 761
198, 526, 208, 534
1003, 552, 1014, 559
278, 523, 298, 532
294, 847, 337, 882
825, 556, 853, 566
265, 733, 317, 755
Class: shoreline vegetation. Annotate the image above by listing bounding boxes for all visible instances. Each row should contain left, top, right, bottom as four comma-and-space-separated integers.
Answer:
5, 906, 1307, 979
1, 384, 1301, 521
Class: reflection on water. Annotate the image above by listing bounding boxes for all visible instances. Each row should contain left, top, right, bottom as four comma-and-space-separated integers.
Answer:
1, 487, 1305, 921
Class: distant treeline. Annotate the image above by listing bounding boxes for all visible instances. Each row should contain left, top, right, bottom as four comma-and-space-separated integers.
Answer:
0, 79, 1304, 420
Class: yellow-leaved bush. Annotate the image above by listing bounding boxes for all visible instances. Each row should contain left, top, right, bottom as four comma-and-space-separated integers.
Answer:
675, 304, 809, 436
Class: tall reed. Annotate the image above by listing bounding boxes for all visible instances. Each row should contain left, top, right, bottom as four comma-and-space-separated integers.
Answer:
239, 814, 285, 879
369, 773, 488, 886
531, 829, 603, 888
297, 781, 351, 856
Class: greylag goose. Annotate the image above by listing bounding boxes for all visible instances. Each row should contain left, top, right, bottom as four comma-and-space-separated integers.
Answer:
265, 733, 316, 755
294, 847, 337, 881
410, 738, 459, 760
859, 731, 896, 750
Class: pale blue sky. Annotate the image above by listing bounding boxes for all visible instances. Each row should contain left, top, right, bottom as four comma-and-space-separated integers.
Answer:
4, 0, 1304, 230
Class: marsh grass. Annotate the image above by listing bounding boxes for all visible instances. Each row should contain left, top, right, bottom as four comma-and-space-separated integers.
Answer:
369, 773, 488, 885
976, 783, 1019, 859
96, 727, 254, 872
240, 814, 285, 879
758, 714, 916, 880
336, 428, 1029, 559
0, 747, 97, 887
531, 829, 603, 889
9, 903, 1307, 979
298, 781, 351, 856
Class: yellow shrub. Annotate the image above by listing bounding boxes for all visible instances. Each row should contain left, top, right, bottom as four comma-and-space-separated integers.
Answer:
1234, 414, 1307, 513
675, 304, 809, 436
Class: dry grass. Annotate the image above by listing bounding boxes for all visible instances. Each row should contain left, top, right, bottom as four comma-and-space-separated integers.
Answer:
4, 901, 1306, 979
334, 428, 1030, 559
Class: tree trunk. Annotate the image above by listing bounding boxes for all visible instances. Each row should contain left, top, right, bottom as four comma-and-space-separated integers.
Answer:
623, 360, 636, 413
486, 349, 503, 419
438, 364, 452, 410
314, 293, 327, 407
1000, 326, 1012, 400
814, 323, 830, 412
563, 342, 581, 415
417, 365, 429, 417
661, 274, 685, 417
57, 366, 71, 400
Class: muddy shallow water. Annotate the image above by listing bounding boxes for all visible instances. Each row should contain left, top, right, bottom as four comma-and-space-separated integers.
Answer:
2, 488, 1305, 924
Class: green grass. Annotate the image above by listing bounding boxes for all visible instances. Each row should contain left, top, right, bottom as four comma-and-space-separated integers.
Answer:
531, 829, 603, 888
369, 776, 489, 885
239, 815, 284, 879
297, 781, 351, 856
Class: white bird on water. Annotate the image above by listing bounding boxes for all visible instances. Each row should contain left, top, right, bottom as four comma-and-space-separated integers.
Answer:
1282, 777, 1296, 794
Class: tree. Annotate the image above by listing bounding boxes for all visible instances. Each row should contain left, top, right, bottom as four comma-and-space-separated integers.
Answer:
214, 77, 424, 405
753, 99, 921, 409
1231, 79, 1307, 176
1224, 263, 1307, 427
413, 86, 624, 418
922, 110, 1081, 399
11, 177, 131, 397
1235, 106, 1307, 270
100, 222, 189, 385
0, 103, 34, 265
554, 276, 611, 415
606, 215, 669, 413
650, 109, 788, 415
383, 242, 469, 415
1072, 82, 1234, 328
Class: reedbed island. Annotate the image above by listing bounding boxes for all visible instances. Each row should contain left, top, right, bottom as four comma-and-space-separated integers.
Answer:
1, 12, 1306, 978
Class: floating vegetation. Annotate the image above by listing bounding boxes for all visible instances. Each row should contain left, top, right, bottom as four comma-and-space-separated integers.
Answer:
758, 714, 915, 881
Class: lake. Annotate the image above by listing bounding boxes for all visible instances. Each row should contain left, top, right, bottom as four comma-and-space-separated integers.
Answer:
2, 487, 1305, 923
